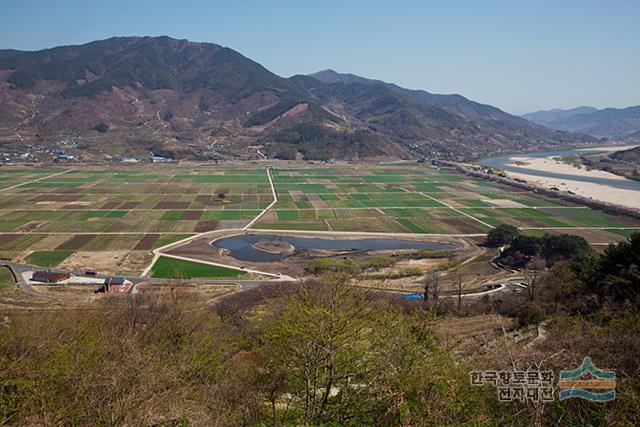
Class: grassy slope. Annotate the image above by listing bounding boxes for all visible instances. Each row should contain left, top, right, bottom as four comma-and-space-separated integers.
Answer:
151, 256, 245, 279
25, 251, 74, 267
0, 266, 14, 294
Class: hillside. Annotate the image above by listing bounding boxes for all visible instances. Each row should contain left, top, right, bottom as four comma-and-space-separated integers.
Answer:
621, 130, 640, 142
610, 145, 640, 163
0, 37, 595, 161
523, 106, 640, 138
305, 69, 596, 159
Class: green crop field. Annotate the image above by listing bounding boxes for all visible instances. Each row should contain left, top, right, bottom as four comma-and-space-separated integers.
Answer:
24, 251, 74, 267
0, 165, 275, 275
161, 211, 184, 221
255, 165, 640, 237
0, 163, 638, 278
150, 256, 246, 279
152, 234, 194, 249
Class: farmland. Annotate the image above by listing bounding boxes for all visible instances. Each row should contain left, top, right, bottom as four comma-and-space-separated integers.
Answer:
0, 165, 271, 275
254, 165, 640, 239
1, 163, 639, 276
150, 256, 246, 279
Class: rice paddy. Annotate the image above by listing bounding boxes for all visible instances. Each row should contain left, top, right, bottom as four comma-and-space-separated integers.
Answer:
150, 256, 246, 279
255, 165, 640, 238
1, 163, 639, 275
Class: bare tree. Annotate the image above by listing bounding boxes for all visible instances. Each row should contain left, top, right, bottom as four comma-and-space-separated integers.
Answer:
454, 271, 466, 314
524, 258, 546, 301
423, 270, 441, 310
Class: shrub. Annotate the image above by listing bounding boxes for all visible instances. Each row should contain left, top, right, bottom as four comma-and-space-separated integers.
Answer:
485, 224, 520, 247
94, 123, 109, 133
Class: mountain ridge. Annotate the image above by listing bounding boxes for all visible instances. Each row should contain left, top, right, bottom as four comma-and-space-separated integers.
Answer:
0, 36, 597, 161
523, 106, 640, 138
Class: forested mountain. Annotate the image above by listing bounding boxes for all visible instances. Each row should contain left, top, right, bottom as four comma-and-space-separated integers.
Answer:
523, 106, 640, 138
0, 37, 595, 161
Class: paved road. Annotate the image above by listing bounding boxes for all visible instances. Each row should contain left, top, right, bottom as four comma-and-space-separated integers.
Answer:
0, 260, 150, 298
2, 257, 528, 310
0, 260, 50, 298
356, 276, 525, 299
0, 169, 72, 193
0, 259, 296, 301
141, 167, 286, 279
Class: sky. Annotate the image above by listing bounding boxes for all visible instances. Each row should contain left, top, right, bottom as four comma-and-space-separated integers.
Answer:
1, 0, 639, 114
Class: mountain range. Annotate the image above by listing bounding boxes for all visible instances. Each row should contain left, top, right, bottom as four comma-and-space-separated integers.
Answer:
523, 106, 640, 139
0, 36, 597, 161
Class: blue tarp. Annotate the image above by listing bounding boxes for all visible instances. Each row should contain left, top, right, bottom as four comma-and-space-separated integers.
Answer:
403, 293, 423, 300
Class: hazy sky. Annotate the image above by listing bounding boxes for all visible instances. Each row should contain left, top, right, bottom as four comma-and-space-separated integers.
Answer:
1, 0, 638, 114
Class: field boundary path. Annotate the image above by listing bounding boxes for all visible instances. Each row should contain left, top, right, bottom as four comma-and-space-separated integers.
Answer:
141, 167, 288, 279
246, 229, 486, 238
244, 167, 278, 230
417, 191, 495, 230
0, 169, 72, 192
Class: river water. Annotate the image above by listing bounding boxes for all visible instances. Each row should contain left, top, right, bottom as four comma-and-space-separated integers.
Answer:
481, 147, 640, 192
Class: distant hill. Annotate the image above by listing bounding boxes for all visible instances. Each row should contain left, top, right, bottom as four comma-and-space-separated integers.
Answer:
0, 38, 596, 161
522, 106, 640, 138
622, 130, 640, 142
0, 37, 389, 161
522, 106, 598, 126
609, 145, 640, 163
305, 69, 596, 158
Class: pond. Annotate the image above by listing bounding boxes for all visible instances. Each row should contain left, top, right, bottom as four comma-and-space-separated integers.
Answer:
213, 234, 456, 262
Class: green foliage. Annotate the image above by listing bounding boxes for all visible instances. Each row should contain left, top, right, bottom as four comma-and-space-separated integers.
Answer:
268, 142, 297, 160
541, 233, 590, 265
366, 255, 393, 270
306, 257, 360, 275
256, 276, 491, 425
589, 231, 640, 304
417, 249, 451, 259
498, 233, 590, 268
0, 267, 14, 295
397, 266, 423, 277
305, 256, 400, 275
485, 223, 520, 247
510, 235, 542, 256
0, 280, 498, 425
160, 211, 184, 221
24, 251, 73, 267
244, 99, 302, 127
516, 304, 545, 327
7, 68, 37, 89
93, 122, 109, 133
151, 256, 245, 278
8, 259, 640, 425
266, 123, 383, 161
0, 296, 252, 425
519, 232, 640, 315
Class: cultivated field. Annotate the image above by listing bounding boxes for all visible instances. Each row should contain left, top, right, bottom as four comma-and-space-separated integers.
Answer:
0, 165, 271, 275
1, 163, 639, 276
256, 165, 640, 240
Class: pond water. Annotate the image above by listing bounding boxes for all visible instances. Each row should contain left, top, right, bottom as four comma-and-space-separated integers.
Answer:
213, 234, 456, 262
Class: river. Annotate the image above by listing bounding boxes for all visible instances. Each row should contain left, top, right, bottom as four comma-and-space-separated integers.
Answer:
480, 145, 640, 209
